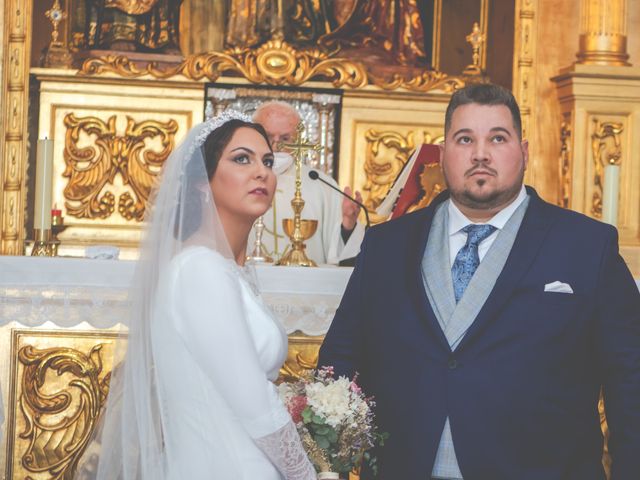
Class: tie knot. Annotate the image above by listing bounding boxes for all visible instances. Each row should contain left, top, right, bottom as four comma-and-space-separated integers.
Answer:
462, 224, 497, 246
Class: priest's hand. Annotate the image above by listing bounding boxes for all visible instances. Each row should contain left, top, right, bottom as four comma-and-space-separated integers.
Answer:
341, 186, 362, 231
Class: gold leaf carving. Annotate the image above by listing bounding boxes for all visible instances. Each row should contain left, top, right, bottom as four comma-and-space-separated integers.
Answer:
559, 121, 572, 209
63, 113, 179, 221
18, 344, 111, 479
363, 129, 443, 224
406, 162, 445, 214
280, 334, 322, 382
591, 119, 623, 218
370, 71, 465, 93
81, 39, 369, 88
79, 39, 466, 93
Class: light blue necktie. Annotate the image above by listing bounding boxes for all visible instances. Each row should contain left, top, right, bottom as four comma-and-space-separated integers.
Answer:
451, 224, 497, 303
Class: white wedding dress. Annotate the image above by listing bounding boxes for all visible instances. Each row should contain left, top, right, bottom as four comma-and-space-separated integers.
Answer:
151, 246, 313, 479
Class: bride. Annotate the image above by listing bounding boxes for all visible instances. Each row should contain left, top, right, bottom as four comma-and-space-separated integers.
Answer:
85, 111, 316, 479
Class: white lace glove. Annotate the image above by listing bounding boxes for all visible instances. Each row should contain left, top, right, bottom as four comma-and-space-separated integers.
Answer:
254, 420, 317, 480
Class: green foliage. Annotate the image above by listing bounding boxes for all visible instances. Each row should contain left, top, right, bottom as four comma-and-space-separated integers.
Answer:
302, 406, 340, 462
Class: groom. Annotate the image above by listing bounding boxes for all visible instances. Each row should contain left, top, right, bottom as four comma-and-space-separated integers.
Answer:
318, 84, 640, 479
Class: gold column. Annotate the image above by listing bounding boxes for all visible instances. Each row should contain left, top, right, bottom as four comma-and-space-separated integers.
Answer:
513, 0, 539, 185
1, 0, 32, 255
577, 0, 630, 66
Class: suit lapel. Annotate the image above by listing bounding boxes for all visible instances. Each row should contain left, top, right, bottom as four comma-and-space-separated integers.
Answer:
422, 205, 456, 331
406, 192, 452, 351
455, 188, 557, 352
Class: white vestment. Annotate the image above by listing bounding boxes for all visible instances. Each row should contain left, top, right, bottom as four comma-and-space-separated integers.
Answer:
249, 164, 364, 265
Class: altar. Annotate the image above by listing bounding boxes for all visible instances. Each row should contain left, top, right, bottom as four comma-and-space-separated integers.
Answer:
0, 255, 352, 479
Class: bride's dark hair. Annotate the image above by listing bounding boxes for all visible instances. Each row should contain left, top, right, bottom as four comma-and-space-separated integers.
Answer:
202, 119, 271, 180
176, 119, 272, 240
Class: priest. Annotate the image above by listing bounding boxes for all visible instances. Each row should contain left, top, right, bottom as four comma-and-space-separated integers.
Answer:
250, 101, 364, 265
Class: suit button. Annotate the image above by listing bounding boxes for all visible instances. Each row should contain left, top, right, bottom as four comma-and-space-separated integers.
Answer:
448, 359, 458, 370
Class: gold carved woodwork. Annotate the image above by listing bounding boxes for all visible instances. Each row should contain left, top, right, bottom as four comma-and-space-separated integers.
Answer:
280, 333, 323, 382
513, 0, 538, 186
362, 129, 444, 224
78, 38, 467, 93
559, 121, 572, 209
590, 119, 623, 218
62, 113, 178, 221
1, 0, 33, 255
406, 163, 445, 214
370, 71, 464, 93
80, 39, 369, 88
5, 329, 121, 480
105, 0, 159, 15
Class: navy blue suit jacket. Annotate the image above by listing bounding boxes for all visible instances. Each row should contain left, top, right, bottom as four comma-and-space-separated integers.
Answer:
318, 187, 640, 480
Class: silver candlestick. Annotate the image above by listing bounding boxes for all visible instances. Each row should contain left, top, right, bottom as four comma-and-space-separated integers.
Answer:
247, 215, 273, 263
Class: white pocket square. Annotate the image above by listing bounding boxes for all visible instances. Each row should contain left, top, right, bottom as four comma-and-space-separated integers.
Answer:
544, 281, 574, 294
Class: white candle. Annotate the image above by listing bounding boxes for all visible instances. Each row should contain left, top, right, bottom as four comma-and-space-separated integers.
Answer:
602, 163, 620, 226
34, 138, 54, 231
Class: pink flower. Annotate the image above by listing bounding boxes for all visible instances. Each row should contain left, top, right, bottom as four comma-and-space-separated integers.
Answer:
288, 395, 307, 423
349, 381, 362, 394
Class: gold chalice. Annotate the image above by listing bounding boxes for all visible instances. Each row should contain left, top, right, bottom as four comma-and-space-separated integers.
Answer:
278, 218, 318, 267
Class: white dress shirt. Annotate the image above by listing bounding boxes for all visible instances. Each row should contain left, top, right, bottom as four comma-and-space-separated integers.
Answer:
447, 185, 528, 266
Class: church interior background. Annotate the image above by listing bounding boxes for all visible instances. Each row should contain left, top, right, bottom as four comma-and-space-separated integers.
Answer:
0, 0, 639, 478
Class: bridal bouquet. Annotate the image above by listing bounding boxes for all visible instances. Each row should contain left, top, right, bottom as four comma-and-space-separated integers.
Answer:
278, 366, 387, 478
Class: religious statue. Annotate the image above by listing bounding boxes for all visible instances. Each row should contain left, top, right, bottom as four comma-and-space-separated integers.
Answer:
82, 0, 183, 52
225, 0, 343, 48
320, 0, 433, 66
225, 0, 273, 48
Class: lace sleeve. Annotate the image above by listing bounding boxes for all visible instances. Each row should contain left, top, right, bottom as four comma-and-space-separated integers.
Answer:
254, 420, 317, 480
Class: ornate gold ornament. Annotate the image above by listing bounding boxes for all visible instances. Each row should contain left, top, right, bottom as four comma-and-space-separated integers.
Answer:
464, 22, 486, 76
81, 38, 369, 88
79, 38, 467, 93
406, 163, 445, 214
280, 334, 322, 382
1, 0, 33, 255
105, 0, 159, 15
370, 71, 464, 93
559, 121, 572, 208
590, 119, 623, 218
44, 0, 73, 68
362, 129, 443, 224
63, 113, 178, 221
17, 344, 111, 479
44, 0, 66, 45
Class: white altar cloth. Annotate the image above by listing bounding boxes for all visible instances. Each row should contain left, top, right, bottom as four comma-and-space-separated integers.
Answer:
0, 256, 353, 336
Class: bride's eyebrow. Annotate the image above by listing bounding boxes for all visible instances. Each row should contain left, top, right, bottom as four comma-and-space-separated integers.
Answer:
230, 147, 254, 154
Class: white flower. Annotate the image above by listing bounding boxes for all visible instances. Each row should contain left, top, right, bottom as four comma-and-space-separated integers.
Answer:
305, 377, 353, 428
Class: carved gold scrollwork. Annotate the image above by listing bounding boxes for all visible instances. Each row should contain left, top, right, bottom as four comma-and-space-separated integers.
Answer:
363, 129, 444, 224
63, 113, 178, 221
280, 334, 322, 382
18, 344, 111, 479
370, 71, 464, 93
406, 162, 445, 214
591, 119, 623, 218
79, 39, 466, 93
81, 38, 369, 88
559, 121, 572, 209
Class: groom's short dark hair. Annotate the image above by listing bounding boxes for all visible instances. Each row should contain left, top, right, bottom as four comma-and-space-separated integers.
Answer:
445, 84, 522, 140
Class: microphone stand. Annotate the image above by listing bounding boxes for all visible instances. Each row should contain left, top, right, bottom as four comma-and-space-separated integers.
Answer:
308, 170, 371, 229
